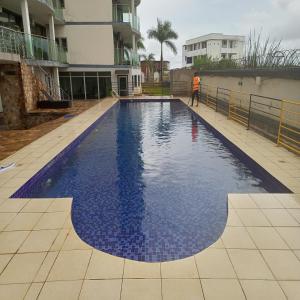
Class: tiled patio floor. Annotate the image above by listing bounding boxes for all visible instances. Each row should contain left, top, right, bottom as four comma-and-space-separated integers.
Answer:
0, 98, 299, 299
0, 100, 100, 161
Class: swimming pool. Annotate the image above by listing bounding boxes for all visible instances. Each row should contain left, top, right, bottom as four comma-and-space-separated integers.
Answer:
12, 100, 290, 262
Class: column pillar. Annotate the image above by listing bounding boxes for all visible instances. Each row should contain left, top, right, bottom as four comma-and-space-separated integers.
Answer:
49, 15, 61, 100
53, 67, 61, 100
20, 0, 33, 57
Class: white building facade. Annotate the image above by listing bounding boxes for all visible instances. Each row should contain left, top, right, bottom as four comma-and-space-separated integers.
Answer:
0, 0, 142, 100
182, 33, 245, 68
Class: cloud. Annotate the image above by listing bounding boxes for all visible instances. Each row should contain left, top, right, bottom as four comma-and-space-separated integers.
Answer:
138, 0, 300, 68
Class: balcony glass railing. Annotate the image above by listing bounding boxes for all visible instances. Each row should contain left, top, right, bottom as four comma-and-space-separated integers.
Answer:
115, 48, 139, 66
54, 7, 64, 21
0, 26, 67, 64
38, 0, 54, 10
112, 4, 140, 33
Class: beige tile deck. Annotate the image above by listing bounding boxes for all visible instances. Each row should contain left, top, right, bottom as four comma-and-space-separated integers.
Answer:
0, 98, 299, 299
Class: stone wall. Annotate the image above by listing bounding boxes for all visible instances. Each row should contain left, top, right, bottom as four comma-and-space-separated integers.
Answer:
0, 64, 25, 129
0, 62, 49, 129
20, 63, 47, 112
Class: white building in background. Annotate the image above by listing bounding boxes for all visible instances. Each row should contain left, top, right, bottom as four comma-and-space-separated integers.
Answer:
182, 33, 245, 68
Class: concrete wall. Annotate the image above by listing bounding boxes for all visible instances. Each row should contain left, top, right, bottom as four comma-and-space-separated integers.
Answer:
170, 68, 300, 101
55, 25, 114, 65
63, 0, 112, 22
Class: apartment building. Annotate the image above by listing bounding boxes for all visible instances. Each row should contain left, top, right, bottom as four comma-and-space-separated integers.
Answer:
182, 33, 245, 67
0, 0, 142, 106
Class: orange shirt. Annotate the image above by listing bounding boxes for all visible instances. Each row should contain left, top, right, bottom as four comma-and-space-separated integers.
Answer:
193, 76, 200, 91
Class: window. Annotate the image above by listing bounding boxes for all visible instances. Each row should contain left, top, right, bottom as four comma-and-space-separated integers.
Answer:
222, 40, 227, 48
186, 57, 193, 64
202, 42, 207, 49
229, 41, 235, 48
56, 37, 68, 51
59, 0, 65, 8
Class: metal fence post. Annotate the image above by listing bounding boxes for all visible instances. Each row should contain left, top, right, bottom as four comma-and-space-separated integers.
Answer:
247, 94, 252, 130
277, 100, 284, 146
216, 87, 219, 112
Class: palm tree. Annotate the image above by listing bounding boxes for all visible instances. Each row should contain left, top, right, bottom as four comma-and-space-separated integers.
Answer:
137, 37, 146, 51
148, 19, 178, 81
141, 53, 155, 81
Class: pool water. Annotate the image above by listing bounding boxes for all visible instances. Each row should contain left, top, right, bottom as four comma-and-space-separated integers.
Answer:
14, 101, 289, 262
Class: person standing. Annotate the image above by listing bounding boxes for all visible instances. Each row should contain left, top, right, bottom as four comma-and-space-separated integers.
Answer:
191, 72, 200, 107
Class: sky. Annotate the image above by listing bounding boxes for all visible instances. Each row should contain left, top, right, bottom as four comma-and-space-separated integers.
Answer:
137, 0, 300, 68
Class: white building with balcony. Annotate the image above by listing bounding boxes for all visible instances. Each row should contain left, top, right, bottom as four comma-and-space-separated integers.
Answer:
182, 33, 245, 68
0, 0, 142, 103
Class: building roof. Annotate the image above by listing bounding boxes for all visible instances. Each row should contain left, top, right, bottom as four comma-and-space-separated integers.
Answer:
185, 33, 245, 45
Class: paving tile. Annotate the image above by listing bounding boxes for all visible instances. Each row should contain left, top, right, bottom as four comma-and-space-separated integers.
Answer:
208, 238, 224, 249
262, 209, 299, 226
161, 257, 198, 278
79, 279, 122, 300
0, 231, 30, 254
0, 283, 29, 300
226, 209, 243, 226
221, 227, 256, 249
261, 250, 300, 280
236, 209, 271, 226
22, 199, 53, 213
276, 227, 300, 249
121, 279, 162, 300
246, 227, 289, 250
18, 230, 59, 253
34, 251, 58, 283
250, 194, 284, 208
241, 280, 286, 300
0, 199, 29, 213
47, 250, 92, 281
275, 194, 300, 208
38, 280, 82, 300
86, 250, 124, 279
294, 250, 300, 260
62, 230, 91, 250
50, 229, 69, 251
4, 213, 42, 231
287, 209, 300, 223
47, 198, 72, 212
162, 279, 204, 300
195, 248, 236, 279
34, 212, 69, 230
0, 213, 17, 231
279, 281, 300, 300
0, 254, 13, 273
228, 194, 257, 209
0, 252, 46, 284
24, 282, 43, 300
201, 279, 246, 300
228, 249, 274, 279
123, 260, 161, 279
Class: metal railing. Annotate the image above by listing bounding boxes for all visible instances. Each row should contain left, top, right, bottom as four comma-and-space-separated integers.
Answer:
112, 4, 140, 32
197, 83, 300, 155
115, 48, 139, 66
277, 100, 300, 155
0, 26, 67, 63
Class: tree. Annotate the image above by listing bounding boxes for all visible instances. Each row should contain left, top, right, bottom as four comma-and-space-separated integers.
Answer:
137, 37, 146, 51
141, 53, 155, 81
148, 19, 178, 82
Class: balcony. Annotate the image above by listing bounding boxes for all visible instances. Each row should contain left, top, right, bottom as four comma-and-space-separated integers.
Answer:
112, 4, 141, 33
0, 26, 67, 64
115, 48, 139, 66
